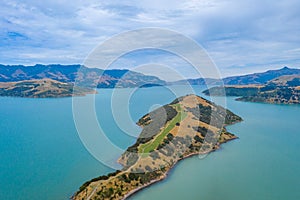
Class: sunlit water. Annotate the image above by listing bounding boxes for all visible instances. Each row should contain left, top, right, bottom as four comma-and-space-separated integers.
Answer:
0, 86, 299, 200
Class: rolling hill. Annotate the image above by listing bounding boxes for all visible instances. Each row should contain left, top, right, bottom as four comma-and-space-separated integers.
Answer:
203, 75, 300, 104
0, 64, 166, 88
0, 79, 96, 98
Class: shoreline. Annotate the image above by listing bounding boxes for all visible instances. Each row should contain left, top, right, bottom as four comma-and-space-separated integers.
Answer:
71, 95, 242, 200
120, 137, 238, 200
72, 130, 240, 200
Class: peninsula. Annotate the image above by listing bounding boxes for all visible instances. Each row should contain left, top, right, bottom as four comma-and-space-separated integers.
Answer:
203, 75, 300, 104
72, 94, 242, 200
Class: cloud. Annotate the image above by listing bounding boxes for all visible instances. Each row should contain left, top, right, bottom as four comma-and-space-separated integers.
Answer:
0, 0, 300, 78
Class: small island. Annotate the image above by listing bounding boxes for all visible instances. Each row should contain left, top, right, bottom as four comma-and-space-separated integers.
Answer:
0, 78, 96, 98
72, 94, 242, 200
203, 75, 300, 104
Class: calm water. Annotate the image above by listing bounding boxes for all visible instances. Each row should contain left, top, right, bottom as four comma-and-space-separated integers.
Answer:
0, 86, 299, 200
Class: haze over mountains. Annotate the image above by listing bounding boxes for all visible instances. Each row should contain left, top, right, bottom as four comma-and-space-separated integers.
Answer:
172, 66, 300, 85
1, 64, 300, 88
0, 79, 96, 98
0, 64, 166, 88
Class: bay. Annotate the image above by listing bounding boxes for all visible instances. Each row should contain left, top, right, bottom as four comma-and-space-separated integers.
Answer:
0, 86, 299, 200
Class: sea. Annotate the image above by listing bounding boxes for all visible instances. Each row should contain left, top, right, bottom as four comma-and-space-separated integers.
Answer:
0, 85, 299, 200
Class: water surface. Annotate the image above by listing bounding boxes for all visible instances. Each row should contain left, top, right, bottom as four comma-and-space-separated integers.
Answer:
0, 86, 299, 200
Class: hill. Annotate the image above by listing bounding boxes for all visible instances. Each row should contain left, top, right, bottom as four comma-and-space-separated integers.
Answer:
170, 67, 300, 86
72, 94, 242, 200
0, 79, 96, 98
203, 75, 300, 104
0, 64, 166, 88
267, 75, 300, 87
170, 78, 221, 85
223, 67, 300, 85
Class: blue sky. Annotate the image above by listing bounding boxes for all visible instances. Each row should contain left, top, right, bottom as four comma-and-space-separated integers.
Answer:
1, 0, 300, 79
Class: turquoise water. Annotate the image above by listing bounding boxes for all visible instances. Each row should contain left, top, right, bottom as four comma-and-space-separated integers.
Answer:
0, 86, 299, 200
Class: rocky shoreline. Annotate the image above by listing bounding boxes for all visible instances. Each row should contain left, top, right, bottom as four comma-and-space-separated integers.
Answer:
104, 136, 238, 200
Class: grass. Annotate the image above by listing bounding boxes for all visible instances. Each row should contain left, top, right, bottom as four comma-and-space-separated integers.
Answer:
139, 104, 188, 154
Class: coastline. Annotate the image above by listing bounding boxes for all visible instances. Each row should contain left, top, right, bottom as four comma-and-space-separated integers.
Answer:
72, 130, 240, 200
72, 95, 242, 200
120, 136, 238, 200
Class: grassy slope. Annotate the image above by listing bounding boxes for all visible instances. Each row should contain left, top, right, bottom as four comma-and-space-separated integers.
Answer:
139, 104, 188, 154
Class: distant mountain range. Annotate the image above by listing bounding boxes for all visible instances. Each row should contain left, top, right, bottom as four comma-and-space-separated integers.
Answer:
170, 78, 222, 85
171, 66, 300, 85
0, 64, 166, 88
222, 66, 300, 85
1, 65, 300, 89
0, 79, 96, 98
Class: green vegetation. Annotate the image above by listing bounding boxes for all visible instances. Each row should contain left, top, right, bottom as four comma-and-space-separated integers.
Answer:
287, 78, 300, 87
187, 103, 242, 128
139, 104, 187, 154
236, 87, 300, 104
125, 105, 177, 155
73, 95, 242, 200
203, 86, 259, 96
77, 170, 121, 194
193, 126, 209, 137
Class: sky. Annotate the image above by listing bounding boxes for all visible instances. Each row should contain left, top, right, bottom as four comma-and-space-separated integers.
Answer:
1, 0, 300, 80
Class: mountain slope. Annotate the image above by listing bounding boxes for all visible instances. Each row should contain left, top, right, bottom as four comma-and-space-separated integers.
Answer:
170, 67, 300, 86
0, 79, 96, 98
203, 75, 300, 104
0, 64, 166, 88
170, 78, 221, 85
223, 67, 300, 85
267, 75, 300, 87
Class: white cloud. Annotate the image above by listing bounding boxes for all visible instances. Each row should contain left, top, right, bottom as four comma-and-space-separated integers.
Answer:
0, 0, 300, 78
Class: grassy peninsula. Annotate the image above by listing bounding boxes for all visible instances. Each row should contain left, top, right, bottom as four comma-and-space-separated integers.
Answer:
72, 94, 242, 200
